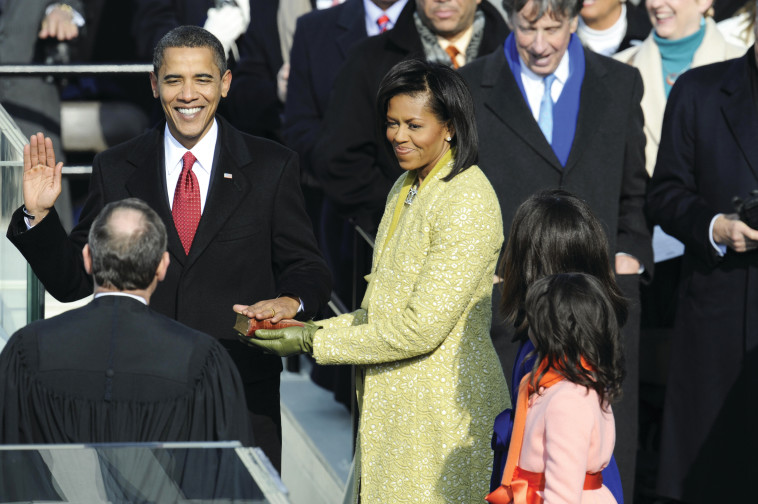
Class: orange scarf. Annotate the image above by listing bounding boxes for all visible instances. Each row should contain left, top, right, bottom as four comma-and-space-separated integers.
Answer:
485, 359, 601, 504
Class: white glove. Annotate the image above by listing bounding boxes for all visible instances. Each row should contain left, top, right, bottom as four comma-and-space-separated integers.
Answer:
204, 1, 251, 58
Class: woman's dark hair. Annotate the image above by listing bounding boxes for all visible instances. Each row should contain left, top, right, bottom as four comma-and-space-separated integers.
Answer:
525, 272, 625, 405
376, 58, 478, 181
500, 189, 627, 331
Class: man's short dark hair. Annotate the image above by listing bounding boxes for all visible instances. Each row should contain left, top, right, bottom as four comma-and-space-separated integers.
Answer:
153, 25, 227, 76
502, 0, 582, 24
88, 198, 167, 291
376, 58, 479, 181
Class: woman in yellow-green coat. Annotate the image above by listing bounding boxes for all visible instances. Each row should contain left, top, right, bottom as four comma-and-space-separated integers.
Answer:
237, 59, 508, 503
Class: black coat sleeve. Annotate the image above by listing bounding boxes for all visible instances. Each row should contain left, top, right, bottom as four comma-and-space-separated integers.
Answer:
646, 70, 724, 269
616, 68, 654, 277
270, 150, 333, 318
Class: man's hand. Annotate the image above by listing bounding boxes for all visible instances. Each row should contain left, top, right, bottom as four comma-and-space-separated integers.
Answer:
713, 213, 758, 252
615, 254, 641, 275
233, 296, 300, 324
39, 4, 79, 41
23, 133, 63, 226
276, 62, 290, 103
240, 321, 319, 357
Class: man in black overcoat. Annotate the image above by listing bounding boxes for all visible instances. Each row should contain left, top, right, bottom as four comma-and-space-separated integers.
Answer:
459, 0, 652, 500
647, 32, 758, 503
6, 26, 331, 472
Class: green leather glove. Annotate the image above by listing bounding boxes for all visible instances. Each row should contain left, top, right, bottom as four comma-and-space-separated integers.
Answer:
242, 321, 320, 357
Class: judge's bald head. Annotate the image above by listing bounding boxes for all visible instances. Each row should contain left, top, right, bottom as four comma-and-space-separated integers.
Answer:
87, 198, 167, 291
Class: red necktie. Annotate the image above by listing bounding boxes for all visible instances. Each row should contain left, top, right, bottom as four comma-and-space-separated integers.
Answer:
377, 14, 390, 33
173, 151, 201, 255
445, 46, 460, 69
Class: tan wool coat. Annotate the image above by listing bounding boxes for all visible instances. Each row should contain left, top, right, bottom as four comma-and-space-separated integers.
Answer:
615, 18, 744, 176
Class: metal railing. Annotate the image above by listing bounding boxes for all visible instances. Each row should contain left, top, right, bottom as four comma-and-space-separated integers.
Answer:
0, 105, 42, 343
0, 64, 152, 76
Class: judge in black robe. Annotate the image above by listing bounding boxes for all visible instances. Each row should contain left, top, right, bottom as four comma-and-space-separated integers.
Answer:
0, 198, 252, 446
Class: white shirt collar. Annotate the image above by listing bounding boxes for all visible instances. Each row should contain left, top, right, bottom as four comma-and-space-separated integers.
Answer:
163, 120, 218, 212
164, 120, 218, 178
364, 0, 408, 37
94, 292, 148, 305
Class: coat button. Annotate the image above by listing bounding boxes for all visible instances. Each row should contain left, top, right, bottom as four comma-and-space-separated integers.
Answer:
105, 369, 115, 377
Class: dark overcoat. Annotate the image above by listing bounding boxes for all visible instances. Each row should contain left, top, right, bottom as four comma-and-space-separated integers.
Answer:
647, 51, 758, 503
460, 45, 652, 503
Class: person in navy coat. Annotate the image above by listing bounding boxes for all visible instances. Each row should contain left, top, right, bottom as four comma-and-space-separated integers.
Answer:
647, 45, 758, 504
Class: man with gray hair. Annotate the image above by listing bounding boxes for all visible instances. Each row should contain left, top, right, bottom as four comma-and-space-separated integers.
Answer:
0, 198, 252, 445
460, 0, 651, 500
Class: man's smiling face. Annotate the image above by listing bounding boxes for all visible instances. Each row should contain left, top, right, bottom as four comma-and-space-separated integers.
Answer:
150, 46, 231, 149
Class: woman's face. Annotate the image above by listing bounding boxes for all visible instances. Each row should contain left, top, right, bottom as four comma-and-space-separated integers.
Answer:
580, 0, 624, 31
645, 0, 712, 40
385, 93, 451, 179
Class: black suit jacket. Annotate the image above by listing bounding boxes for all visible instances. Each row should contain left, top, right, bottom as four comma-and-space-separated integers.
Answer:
7, 116, 331, 382
283, 0, 367, 182
0, 295, 253, 444
646, 53, 758, 502
313, 0, 509, 231
460, 46, 652, 269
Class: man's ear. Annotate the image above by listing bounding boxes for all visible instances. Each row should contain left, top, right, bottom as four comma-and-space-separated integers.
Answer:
220, 69, 232, 98
82, 244, 93, 275
155, 251, 170, 282
150, 71, 159, 98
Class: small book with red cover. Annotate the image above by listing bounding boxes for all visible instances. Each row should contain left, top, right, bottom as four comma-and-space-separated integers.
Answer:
233, 313, 305, 338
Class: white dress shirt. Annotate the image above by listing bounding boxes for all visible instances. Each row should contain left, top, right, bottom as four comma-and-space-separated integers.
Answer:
94, 292, 148, 305
164, 120, 218, 213
364, 0, 408, 37
519, 50, 570, 122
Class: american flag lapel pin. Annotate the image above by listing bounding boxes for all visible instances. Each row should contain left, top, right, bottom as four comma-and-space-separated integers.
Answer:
224, 172, 233, 179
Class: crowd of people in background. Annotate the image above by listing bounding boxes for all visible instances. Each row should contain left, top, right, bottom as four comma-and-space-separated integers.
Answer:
1, 0, 756, 503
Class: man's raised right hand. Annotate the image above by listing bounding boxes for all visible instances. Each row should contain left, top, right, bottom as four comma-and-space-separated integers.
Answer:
23, 132, 63, 226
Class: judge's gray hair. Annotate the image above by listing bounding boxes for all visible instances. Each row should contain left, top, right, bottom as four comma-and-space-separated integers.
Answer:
88, 198, 167, 291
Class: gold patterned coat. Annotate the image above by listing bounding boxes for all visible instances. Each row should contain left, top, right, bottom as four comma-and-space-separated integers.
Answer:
313, 157, 509, 503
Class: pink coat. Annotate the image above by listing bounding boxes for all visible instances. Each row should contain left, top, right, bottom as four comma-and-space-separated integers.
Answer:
520, 380, 617, 504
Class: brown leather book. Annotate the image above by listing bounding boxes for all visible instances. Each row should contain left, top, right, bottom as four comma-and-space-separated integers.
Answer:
233, 313, 305, 338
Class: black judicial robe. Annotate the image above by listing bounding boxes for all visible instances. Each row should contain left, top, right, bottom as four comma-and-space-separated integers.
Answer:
0, 295, 253, 445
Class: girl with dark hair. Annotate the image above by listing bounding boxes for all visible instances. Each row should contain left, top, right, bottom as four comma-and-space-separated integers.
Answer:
487, 273, 624, 504
240, 58, 507, 503
490, 189, 626, 503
